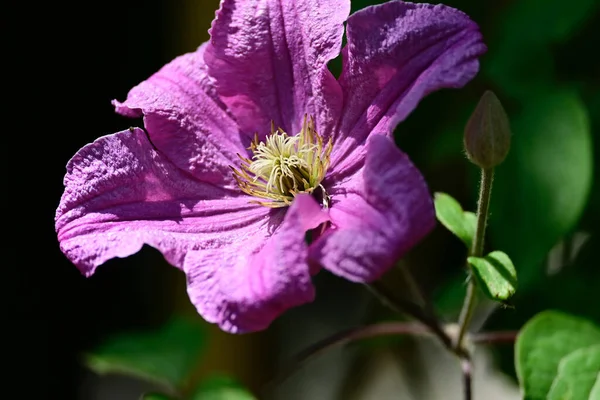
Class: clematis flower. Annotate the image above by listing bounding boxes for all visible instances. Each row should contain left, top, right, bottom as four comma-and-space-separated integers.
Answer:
56, 0, 485, 333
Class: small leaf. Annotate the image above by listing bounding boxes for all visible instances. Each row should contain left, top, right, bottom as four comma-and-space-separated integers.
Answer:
547, 344, 600, 400
516, 311, 600, 399
191, 376, 256, 400
434, 192, 477, 249
467, 251, 517, 302
85, 317, 207, 393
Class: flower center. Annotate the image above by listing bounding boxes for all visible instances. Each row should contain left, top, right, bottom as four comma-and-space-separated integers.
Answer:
232, 115, 332, 208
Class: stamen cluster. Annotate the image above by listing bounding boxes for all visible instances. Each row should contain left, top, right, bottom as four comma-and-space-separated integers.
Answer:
232, 116, 332, 208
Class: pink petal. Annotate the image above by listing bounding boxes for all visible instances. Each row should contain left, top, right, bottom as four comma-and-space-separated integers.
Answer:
56, 128, 268, 277
113, 44, 246, 188
310, 135, 435, 282
331, 1, 486, 173
184, 194, 330, 333
204, 0, 348, 139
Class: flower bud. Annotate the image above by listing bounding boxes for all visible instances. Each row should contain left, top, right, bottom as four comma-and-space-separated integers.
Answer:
464, 90, 511, 169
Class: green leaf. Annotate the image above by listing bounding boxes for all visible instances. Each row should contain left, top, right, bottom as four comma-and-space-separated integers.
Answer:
434, 192, 477, 249
86, 317, 207, 392
191, 376, 256, 400
489, 89, 592, 290
516, 311, 600, 399
467, 251, 517, 302
547, 344, 600, 400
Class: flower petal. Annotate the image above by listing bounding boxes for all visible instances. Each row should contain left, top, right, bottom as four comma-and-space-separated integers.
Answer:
56, 127, 268, 277
204, 0, 348, 138
331, 1, 486, 172
184, 194, 330, 333
113, 44, 245, 188
310, 135, 435, 282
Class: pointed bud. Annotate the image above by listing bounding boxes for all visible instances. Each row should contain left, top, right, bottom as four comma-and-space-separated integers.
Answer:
464, 91, 511, 169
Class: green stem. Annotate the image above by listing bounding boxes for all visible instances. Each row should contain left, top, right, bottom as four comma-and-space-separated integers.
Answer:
456, 278, 477, 348
471, 168, 494, 258
455, 168, 495, 349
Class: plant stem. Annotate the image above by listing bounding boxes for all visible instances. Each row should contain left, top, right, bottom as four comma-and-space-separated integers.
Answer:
456, 168, 494, 348
471, 168, 494, 258
461, 357, 473, 400
263, 323, 429, 393
398, 265, 437, 320
366, 283, 456, 352
456, 276, 477, 348
289, 322, 429, 370
455, 168, 495, 400
264, 324, 516, 393
471, 330, 518, 345
266, 322, 498, 395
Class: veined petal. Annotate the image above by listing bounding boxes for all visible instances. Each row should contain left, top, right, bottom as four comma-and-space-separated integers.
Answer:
56, 128, 268, 277
113, 44, 245, 188
184, 194, 330, 333
309, 135, 435, 282
205, 0, 348, 139
331, 1, 486, 173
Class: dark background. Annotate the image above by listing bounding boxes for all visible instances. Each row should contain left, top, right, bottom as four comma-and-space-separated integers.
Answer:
11, 1, 177, 397
9, 0, 600, 398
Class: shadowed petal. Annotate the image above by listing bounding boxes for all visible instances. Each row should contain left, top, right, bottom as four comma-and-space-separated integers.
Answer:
205, 0, 348, 138
310, 135, 434, 282
113, 44, 245, 188
184, 194, 330, 333
56, 128, 268, 277
331, 1, 486, 173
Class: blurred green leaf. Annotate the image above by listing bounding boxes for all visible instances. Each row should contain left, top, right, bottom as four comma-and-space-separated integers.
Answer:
591, 376, 600, 400
516, 311, 600, 399
498, 0, 598, 44
191, 376, 256, 400
141, 394, 173, 400
434, 274, 467, 317
86, 317, 207, 393
547, 344, 600, 400
485, 0, 599, 97
489, 89, 592, 290
434, 192, 477, 249
468, 251, 517, 302
486, 37, 554, 98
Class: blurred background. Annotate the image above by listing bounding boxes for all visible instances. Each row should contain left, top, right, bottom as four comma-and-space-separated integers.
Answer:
10, 0, 599, 398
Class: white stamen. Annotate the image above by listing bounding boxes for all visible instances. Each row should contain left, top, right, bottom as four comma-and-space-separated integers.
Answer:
231, 115, 332, 208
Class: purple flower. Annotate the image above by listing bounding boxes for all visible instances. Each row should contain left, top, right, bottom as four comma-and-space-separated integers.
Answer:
56, 0, 485, 333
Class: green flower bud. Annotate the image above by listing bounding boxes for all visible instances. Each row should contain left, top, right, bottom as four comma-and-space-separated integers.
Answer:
464, 90, 511, 169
